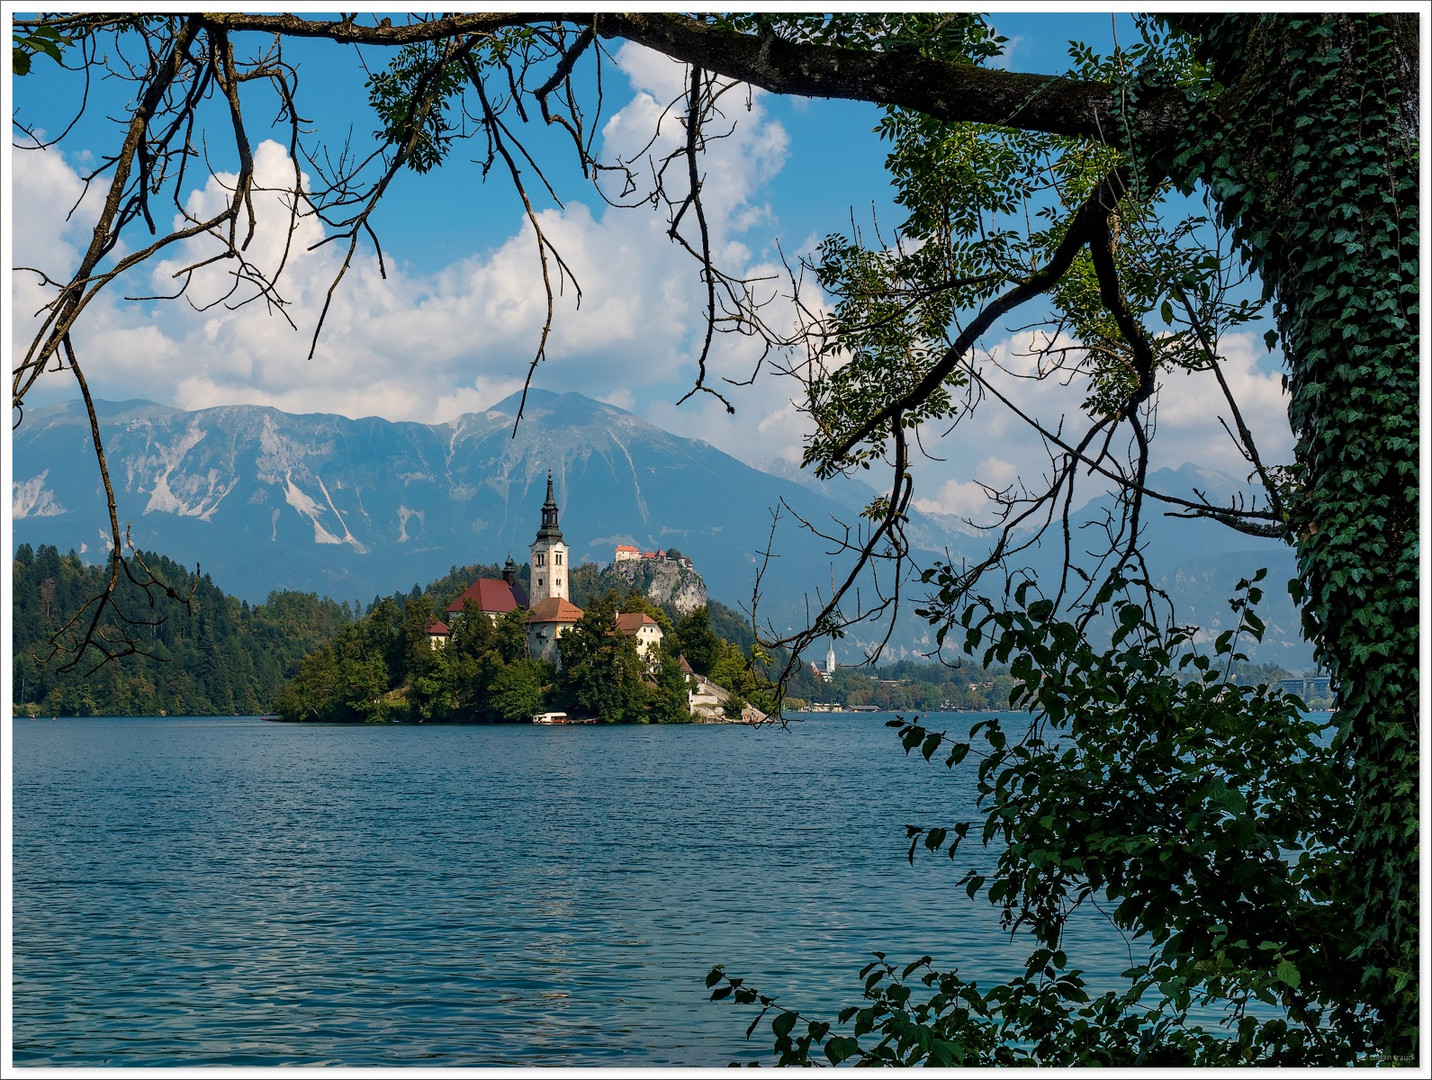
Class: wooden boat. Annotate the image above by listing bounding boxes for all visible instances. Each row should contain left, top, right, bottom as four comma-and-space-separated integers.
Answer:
532, 711, 569, 725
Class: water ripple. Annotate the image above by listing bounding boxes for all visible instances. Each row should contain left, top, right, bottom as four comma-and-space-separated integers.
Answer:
14, 713, 1093, 1066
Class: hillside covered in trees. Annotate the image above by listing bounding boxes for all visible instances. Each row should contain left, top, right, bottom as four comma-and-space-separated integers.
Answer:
13, 546, 1315, 721
12, 544, 354, 716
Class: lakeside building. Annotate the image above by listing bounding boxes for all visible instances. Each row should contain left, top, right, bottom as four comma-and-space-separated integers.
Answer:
614, 611, 664, 667
445, 558, 528, 623
683, 657, 767, 724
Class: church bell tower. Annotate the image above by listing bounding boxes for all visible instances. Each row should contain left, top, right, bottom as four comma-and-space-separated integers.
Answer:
529, 470, 569, 604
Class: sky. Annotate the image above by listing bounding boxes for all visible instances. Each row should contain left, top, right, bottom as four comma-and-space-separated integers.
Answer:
7, 5, 1302, 525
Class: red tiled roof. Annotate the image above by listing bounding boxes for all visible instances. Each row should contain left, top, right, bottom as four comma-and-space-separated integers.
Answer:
446, 578, 527, 615
614, 612, 661, 635
424, 619, 451, 635
615, 544, 640, 553
526, 597, 585, 624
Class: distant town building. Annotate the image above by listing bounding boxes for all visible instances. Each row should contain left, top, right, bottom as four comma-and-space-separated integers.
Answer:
614, 544, 642, 563
812, 640, 838, 683
1277, 675, 1332, 699
424, 619, 451, 649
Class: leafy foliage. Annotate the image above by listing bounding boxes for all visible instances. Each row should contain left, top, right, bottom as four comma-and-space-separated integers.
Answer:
713, 576, 1369, 1064
1162, 13, 1420, 1053
12, 24, 69, 76
365, 41, 470, 174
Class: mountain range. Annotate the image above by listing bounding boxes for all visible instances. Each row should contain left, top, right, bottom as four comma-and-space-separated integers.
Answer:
10, 390, 1311, 665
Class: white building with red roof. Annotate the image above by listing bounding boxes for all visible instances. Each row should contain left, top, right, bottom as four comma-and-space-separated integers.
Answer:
445, 558, 528, 623
614, 611, 664, 664
526, 596, 585, 665
423, 618, 452, 649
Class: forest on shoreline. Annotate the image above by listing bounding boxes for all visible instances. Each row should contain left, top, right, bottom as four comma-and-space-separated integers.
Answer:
11, 544, 1321, 719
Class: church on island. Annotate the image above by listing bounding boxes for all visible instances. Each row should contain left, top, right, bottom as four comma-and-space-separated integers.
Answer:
424, 471, 590, 663
422, 471, 752, 721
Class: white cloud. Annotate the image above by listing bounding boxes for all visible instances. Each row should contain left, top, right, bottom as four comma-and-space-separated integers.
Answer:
10, 67, 1292, 521
11, 49, 799, 432
914, 458, 1020, 521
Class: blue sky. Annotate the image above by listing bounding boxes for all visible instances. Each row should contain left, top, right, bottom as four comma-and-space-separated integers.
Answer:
8, 8, 1296, 522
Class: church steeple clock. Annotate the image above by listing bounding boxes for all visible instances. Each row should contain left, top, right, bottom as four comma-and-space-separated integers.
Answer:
529, 470, 569, 603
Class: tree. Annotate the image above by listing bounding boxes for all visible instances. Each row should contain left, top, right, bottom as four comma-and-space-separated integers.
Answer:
556, 595, 648, 723
674, 606, 723, 676
488, 658, 550, 723
11, 11, 1417, 1063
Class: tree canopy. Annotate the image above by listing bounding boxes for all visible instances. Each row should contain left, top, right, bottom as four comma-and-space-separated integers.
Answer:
10, 10, 1420, 1065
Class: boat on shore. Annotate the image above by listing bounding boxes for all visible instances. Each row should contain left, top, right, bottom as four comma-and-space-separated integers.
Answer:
532, 712, 598, 725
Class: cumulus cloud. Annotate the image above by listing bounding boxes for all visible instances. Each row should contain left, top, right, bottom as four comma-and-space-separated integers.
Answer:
914, 458, 1021, 521
11, 46, 798, 432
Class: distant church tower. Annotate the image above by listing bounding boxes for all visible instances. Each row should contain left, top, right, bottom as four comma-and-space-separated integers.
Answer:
826, 641, 837, 676
529, 470, 569, 604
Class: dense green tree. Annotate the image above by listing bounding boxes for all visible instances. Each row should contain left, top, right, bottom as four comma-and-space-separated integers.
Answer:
673, 606, 724, 677
488, 658, 550, 723
556, 593, 648, 723
13, 546, 353, 716
644, 639, 699, 725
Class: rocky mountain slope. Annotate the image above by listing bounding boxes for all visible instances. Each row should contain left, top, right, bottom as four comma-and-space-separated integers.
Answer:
11, 391, 1310, 665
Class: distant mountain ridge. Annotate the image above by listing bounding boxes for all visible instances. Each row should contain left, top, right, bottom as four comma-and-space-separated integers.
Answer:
11, 391, 1310, 665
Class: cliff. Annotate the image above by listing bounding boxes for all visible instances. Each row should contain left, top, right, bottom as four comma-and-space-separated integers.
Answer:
609, 557, 708, 617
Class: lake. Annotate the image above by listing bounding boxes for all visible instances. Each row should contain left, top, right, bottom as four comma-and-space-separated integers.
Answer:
11, 712, 1150, 1067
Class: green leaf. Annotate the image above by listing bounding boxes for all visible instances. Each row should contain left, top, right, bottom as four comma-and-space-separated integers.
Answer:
1275, 959, 1302, 989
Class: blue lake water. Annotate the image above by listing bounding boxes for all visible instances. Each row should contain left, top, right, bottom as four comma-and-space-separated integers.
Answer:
11, 712, 1152, 1067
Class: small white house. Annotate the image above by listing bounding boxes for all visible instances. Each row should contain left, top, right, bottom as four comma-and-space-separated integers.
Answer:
614, 612, 664, 665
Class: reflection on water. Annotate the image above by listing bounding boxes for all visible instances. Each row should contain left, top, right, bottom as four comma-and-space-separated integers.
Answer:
13, 713, 1147, 1066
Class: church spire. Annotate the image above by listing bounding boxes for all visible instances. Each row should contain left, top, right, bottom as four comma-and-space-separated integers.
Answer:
535, 469, 563, 543
529, 469, 570, 604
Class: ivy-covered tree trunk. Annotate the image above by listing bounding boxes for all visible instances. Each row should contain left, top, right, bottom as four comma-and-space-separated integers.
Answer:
1172, 13, 1419, 1054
